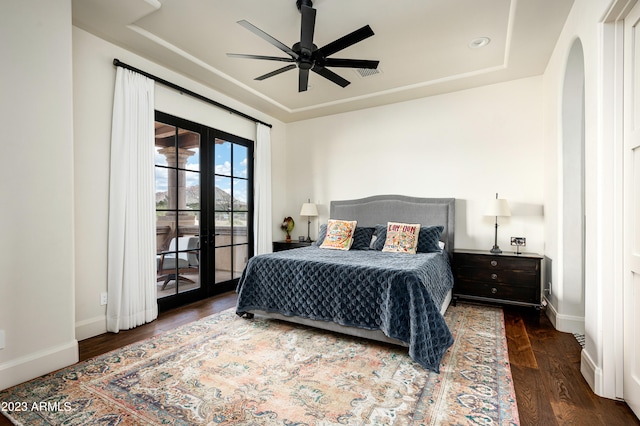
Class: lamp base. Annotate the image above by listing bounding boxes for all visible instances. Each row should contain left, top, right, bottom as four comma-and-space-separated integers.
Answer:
306, 219, 312, 243
490, 245, 502, 254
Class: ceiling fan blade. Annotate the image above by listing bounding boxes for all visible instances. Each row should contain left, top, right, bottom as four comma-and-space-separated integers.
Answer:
227, 53, 295, 62
255, 64, 297, 81
312, 66, 350, 88
300, 5, 316, 54
299, 68, 310, 92
316, 25, 375, 58
323, 58, 379, 69
237, 20, 298, 59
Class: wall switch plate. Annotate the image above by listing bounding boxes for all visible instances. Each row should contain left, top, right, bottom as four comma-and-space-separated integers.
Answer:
0, 330, 5, 349
100, 292, 108, 305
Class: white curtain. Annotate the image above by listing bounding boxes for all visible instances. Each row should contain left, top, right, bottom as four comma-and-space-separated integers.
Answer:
106, 67, 157, 333
254, 123, 273, 255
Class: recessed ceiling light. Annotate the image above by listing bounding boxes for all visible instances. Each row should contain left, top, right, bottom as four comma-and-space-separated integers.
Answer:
469, 37, 491, 49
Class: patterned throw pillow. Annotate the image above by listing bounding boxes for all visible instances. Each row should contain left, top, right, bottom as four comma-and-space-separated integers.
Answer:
381, 222, 421, 254
417, 225, 445, 253
319, 219, 358, 250
315, 224, 374, 248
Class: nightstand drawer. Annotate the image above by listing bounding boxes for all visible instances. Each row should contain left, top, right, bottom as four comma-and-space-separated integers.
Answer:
454, 253, 538, 272
455, 278, 538, 304
454, 267, 538, 288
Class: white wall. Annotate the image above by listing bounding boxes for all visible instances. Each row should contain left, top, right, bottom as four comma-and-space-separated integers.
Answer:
284, 78, 545, 254
0, 0, 78, 390
72, 27, 286, 340
541, 0, 622, 398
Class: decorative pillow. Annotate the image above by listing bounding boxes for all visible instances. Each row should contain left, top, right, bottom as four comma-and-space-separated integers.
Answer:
351, 227, 375, 250
315, 224, 374, 249
319, 219, 358, 250
416, 225, 445, 253
381, 222, 421, 254
313, 224, 328, 246
372, 224, 387, 251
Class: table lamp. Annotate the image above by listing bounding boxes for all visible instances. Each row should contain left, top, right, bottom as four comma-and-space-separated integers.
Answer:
299, 199, 318, 242
485, 193, 511, 254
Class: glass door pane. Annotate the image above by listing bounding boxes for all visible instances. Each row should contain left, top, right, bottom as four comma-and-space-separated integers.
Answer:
213, 138, 250, 286
155, 122, 201, 299
233, 212, 248, 279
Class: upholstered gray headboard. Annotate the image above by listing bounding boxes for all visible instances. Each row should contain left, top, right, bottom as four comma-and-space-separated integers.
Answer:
330, 195, 455, 254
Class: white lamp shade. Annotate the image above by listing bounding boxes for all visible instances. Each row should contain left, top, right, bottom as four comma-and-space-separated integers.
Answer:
300, 202, 318, 217
485, 198, 511, 217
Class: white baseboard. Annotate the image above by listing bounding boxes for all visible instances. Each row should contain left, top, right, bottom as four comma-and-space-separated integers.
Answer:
75, 315, 107, 341
0, 340, 78, 391
546, 298, 601, 396
544, 298, 585, 334
581, 347, 600, 395
545, 298, 558, 328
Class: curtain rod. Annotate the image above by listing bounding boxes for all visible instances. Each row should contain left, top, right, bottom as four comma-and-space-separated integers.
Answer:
113, 58, 272, 128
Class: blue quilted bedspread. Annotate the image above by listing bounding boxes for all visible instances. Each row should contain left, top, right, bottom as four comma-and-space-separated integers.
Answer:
236, 246, 454, 372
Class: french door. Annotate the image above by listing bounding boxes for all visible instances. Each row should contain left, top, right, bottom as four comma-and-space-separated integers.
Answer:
154, 111, 253, 310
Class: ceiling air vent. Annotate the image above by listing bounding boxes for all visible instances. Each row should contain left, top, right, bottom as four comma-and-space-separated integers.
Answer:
355, 67, 382, 78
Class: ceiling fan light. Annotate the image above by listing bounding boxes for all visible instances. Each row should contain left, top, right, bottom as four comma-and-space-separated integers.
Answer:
469, 37, 491, 49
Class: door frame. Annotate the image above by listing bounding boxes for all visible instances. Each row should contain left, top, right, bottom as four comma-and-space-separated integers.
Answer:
155, 111, 208, 312
600, 0, 638, 403
622, 0, 640, 416
203, 128, 255, 297
154, 111, 254, 312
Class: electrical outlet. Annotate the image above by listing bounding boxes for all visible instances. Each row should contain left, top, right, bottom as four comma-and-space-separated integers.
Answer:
100, 292, 108, 306
0, 330, 5, 349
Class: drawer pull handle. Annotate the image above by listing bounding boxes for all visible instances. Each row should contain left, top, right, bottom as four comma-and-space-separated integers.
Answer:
491, 287, 498, 294
490, 260, 498, 267
491, 273, 498, 280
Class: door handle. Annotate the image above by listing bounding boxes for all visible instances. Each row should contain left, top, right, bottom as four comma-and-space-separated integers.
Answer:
204, 232, 221, 246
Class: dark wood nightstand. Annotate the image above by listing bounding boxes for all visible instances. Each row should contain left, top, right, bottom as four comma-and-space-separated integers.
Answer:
272, 240, 312, 252
452, 249, 543, 308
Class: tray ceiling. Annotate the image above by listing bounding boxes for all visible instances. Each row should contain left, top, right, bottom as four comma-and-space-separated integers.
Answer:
73, 0, 574, 122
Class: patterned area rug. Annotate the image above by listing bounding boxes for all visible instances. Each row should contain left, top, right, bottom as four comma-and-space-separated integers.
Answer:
573, 333, 586, 349
1, 303, 519, 425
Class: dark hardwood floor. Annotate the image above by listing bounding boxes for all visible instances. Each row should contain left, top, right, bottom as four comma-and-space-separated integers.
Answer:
503, 305, 639, 426
2, 292, 638, 425
77, 293, 237, 361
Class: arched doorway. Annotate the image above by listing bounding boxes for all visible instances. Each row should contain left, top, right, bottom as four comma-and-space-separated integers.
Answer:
560, 38, 585, 333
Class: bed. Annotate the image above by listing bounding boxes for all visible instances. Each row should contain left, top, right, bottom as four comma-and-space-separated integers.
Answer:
236, 195, 456, 372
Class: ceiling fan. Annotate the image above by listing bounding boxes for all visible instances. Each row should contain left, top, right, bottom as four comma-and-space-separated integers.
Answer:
227, 0, 379, 92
